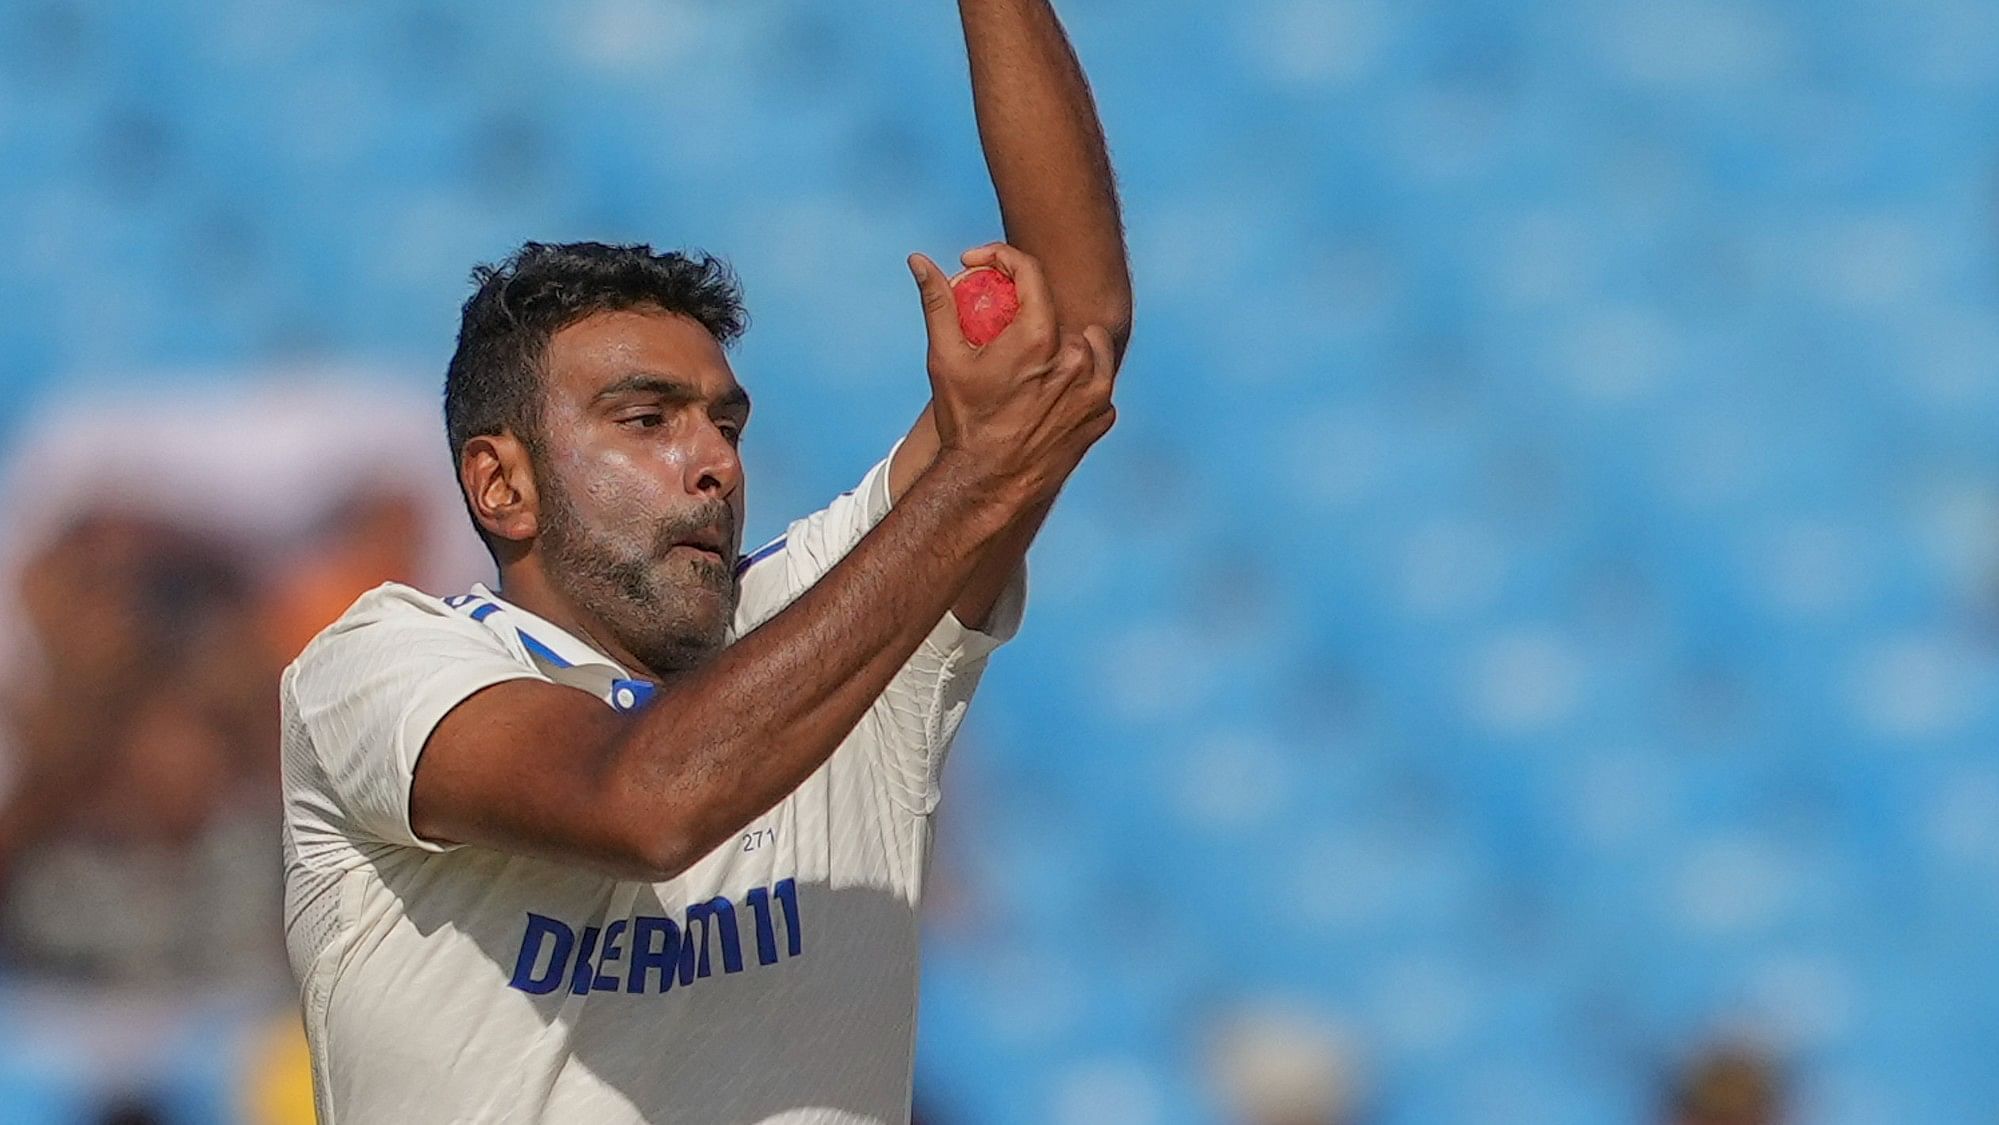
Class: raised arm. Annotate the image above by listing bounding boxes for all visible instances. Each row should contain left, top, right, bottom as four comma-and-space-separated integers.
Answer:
889, 0, 1133, 628
960, 0, 1132, 350
410, 253, 1115, 880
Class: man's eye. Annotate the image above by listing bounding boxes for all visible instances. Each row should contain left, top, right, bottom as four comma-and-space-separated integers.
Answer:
621, 413, 664, 429
719, 424, 743, 447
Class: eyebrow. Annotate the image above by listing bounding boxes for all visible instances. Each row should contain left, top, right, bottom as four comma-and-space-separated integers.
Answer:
593, 373, 751, 413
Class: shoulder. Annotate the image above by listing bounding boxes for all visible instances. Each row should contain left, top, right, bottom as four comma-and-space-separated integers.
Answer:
286, 582, 526, 696
281, 583, 538, 854
313, 581, 473, 635
731, 449, 901, 636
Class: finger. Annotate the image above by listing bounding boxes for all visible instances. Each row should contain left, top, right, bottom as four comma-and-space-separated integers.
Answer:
907, 253, 973, 359
959, 242, 1007, 269
973, 244, 1057, 339
1082, 325, 1118, 382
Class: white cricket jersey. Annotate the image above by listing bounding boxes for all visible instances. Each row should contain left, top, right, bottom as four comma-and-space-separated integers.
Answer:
280, 451, 1024, 1124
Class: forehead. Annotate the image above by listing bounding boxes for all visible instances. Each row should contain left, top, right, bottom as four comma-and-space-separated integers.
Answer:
541, 308, 740, 406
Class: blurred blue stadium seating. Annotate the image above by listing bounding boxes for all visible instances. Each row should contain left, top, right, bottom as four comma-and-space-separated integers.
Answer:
3, 0, 1999, 1121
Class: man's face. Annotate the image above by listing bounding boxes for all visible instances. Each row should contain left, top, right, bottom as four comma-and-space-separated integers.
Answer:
532, 307, 750, 675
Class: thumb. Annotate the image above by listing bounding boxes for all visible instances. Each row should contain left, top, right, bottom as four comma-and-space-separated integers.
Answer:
908, 253, 971, 359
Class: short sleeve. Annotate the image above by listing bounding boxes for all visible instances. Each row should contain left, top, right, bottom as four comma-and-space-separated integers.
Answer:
923, 561, 1028, 665
728, 444, 1030, 814
866, 561, 1027, 815
284, 588, 541, 851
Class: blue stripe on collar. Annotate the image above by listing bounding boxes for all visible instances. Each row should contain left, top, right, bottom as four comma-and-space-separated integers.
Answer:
736, 536, 788, 576
517, 629, 573, 669
448, 592, 574, 670
452, 593, 653, 710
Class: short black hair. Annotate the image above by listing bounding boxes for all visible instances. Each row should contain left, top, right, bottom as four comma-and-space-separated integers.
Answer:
444, 240, 748, 471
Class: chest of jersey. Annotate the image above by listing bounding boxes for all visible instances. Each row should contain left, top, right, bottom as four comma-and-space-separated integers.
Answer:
486, 732, 907, 1006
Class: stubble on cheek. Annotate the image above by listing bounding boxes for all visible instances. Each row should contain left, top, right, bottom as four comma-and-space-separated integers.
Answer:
547, 446, 740, 634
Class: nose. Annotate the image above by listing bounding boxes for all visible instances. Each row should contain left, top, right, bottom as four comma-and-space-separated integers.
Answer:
689, 418, 743, 503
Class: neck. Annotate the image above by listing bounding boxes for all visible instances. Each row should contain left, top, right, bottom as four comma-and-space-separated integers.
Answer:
495, 561, 657, 680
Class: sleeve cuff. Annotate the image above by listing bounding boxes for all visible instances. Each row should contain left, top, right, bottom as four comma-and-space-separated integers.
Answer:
392, 666, 543, 852
926, 559, 1028, 665
879, 435, 1027, 663
867, 435, 906, 518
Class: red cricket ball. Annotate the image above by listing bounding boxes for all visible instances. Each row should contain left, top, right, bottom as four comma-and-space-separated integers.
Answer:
950, 266, 1020, 347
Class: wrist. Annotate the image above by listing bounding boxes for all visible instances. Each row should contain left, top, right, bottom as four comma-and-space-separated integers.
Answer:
923, 447, 1038, 536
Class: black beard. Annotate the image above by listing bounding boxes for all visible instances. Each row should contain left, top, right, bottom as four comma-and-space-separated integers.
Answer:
537, 472, 740, 677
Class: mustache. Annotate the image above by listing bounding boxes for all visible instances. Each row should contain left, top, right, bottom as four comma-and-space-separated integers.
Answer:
649, 502, 738, 564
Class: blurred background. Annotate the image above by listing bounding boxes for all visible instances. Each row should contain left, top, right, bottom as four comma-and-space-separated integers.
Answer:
1, 0, 1996, 1122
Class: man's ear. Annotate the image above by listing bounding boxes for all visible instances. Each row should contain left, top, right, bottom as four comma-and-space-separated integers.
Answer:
460, 432, 540, 545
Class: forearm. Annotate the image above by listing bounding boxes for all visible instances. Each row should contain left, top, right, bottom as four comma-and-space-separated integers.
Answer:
953, 502, 1048, 631
890, 404, 1049, 630
960, 0, 1132, 346
910, 1, 1127, 624
609, 452, 1022, 875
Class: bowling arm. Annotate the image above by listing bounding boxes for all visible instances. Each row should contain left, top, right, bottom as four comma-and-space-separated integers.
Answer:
890, 0, 1132, 630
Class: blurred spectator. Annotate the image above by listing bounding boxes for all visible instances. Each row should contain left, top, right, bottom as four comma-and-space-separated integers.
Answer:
261, 488, 429, 662
0, 376, 484, 1122
5, 0, 1999, 1119
0, 513, 278, 985
1206, 1003, 1365, 1125
1664, 1041, 1786, 1125
0, 375, 484, 699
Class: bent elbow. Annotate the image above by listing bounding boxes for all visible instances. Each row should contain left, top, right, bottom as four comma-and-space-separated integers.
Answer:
628, 831, 698, 883
1087, 291, 1135, 361
1106, 310, 1134, 360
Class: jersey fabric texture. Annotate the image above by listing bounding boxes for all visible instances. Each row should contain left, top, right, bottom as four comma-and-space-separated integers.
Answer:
280, 451, 1025, 1124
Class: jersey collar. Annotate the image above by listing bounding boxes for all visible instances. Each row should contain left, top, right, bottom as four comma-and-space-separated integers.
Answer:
450, 583, 618, 672
447, 584, 658, 713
